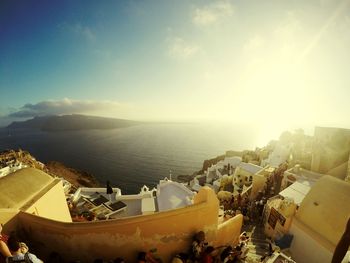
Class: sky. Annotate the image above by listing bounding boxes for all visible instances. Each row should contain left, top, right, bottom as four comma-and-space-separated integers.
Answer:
1, 0, 350, 138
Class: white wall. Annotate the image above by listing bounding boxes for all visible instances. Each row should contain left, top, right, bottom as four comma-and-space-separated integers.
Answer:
0, 166, 10, 178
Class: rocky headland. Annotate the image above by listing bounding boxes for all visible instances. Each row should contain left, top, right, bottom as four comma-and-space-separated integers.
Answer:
0, 149, 101, 188
46, 161, 101, 188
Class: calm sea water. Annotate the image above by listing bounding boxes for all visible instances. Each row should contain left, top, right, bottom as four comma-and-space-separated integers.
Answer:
0, 123, 260, 194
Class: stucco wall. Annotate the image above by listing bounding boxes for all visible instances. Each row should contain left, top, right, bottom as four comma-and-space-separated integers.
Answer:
215, 214, 243, 246
295, 175, 350, 246
24, 179, 72, 222
0, 209, 20, 233
250, 174, 266, 200
264, 208, 294, 239
288, 175, 350, 263
18, 187, 242, 262
289, 219, 333, 263
327, 161, 348, 180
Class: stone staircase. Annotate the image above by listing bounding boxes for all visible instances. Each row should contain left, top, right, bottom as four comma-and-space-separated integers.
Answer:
241, 224, 271, 263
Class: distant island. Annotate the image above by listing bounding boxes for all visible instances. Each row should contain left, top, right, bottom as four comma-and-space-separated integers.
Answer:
7, 114, 142, 131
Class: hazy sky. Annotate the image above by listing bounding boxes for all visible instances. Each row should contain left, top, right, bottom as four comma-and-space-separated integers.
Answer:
1, 0, 350, 136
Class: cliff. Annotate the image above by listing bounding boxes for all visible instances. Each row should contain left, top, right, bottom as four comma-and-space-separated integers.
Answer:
46, 161, 101, 188
0, 149, 100, 188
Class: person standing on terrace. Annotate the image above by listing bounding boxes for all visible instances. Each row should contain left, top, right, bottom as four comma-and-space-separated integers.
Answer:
106, 180, 113, 201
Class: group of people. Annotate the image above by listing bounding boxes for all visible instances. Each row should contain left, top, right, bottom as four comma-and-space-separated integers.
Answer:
77, 230, 251, 263
1, 225, 251, 263
0, 224, 43, 263
171, 231, 250, 263
220, 189, 270, 225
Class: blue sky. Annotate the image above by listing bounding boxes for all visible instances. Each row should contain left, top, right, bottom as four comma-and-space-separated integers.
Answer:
1, 0, 350, 135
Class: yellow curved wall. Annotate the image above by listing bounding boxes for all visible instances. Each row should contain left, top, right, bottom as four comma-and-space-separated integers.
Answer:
18, 187, 242, 262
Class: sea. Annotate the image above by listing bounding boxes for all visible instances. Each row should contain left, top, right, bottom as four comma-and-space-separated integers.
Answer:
0, 123, 263, 194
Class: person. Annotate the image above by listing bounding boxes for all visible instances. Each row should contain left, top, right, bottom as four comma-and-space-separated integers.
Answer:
191, 231, 208, 262
239, 232, 249, 243
237, 194, 242, 208
260, 238, 275, 262
19, 243, 28, 255
137, 251, 160, 263
113, 258, 125, 263
0, 224, 11, 263
220, 246, 239, 263
230, 196, 235, 211
146, 248, 162, 263
137, 252, 147, 263
47, 251, 64, 263
258, 200, 264, 218
171, 253, 189, 263
332, 217, 350, 263
0, 241, 11, 263
233, 245, 242, 259
237, 242, 249, 260
106, 181, 113, 201
6, 233, 43, 263
200, 246, 215, 263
